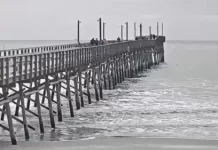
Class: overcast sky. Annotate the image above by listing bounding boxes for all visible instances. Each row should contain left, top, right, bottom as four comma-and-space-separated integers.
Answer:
0, 0, 218, 41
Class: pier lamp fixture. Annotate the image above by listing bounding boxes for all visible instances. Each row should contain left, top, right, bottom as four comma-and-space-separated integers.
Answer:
125, 22, 128, 41
134, 22, 136, 39
139, 24, 142, 38
77, 20, 81, 44
161, 23, 164, 36
121, 25, 124, 41
149, 26, 151, 36
103, 22, 106, 40
97, 18, 102, 42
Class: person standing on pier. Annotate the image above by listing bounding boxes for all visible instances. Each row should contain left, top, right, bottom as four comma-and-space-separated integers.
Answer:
95, 38, 99, 45
153, 34, 156, 39
117, 37, 121, 42
103, 39, 108, 44
90, 38, 95, 45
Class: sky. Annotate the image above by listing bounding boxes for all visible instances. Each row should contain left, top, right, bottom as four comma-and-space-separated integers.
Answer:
0, 0, 218, 41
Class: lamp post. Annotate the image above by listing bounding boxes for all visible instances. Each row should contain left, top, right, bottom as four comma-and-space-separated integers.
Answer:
157, 22, 159, 36
103, 22, 106, 40
161, 23, 164, 36
125, 22, 128, 41
77, 20, 81, 44
97, 18, 102, 41
134, 22, 136, 39
140, 23, 142, 38
121, 25, 124, 41
149, 26, 151, 35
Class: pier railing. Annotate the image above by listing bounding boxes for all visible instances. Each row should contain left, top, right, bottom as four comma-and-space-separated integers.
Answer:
0, 37, 160, 57
0, 43, 88, 57
0, 37, 166, 88
0, 40, 120, 57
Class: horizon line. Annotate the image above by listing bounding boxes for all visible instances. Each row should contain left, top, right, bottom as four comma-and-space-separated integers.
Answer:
0, 39, 218, 42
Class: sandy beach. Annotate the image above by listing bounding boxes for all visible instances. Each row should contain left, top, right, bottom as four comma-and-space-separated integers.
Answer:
1, 137, 218, 150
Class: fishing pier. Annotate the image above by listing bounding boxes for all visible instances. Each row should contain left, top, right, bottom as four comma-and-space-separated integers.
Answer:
0, 26, 165, 145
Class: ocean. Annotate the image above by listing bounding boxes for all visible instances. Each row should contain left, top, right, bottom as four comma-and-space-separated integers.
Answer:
1, 40, 218, 141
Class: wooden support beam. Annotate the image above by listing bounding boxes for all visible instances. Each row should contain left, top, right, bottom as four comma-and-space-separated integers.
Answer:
0, 123, 10, 131
74, 76, 80, 110
103, 63, 107, 90
45, 75, 55, 128
2, 87, 17, 145
7, 87, 22, 117
114, 60, 118, 85
85, 71, 91, 104
0, 108, 35, 131
123, 54, 127, 78
120, 57, 124, 82
1, 105, 6, 120
0, 89, 21, 117
0, 100, 9, 106
51, 85, 56, 102
66, 70, 75, 117
11, 101, 38, 117
49, 87, 68, 103
14, 99, 20, 117
121, 57, 125, 81
130, 54, 134, 78
28, 97, 57, 114
107, 63, 112, 90
41, 87, 46, 104
83, 74, 87, 88
98, 65, 103, 99
34, 80, 44, 133
78, 70, 84, 107
111, 62, 116, 89
38, 92, 48, 100
60, 85, 88, 97
118, 58, 122, 83
116, 59, 120, 84
56, 75, 62, 121
92, 68, 99, 101
26, 82, 33, 110
18, 82, 30, 140
22, 82, 45, 96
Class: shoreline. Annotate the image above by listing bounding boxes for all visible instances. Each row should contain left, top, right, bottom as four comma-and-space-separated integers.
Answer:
1, 137, 218, 150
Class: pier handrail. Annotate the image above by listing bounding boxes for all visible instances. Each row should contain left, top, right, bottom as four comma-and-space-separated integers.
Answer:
0, 41, 120, 57
0, 39, 163, 88
0, 42, 89, 57
0, 37, 161, 57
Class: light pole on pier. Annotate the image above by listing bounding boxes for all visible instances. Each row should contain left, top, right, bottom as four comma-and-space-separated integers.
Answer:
103, 22, 106, 40
140, 24, 142, 38
161, 23, 164, 36
157, 22, 159, 36
121, 25, 124, 41
149, 26, 151, 36
125, 22, 128, 41
97, 18, 102, 42
77, 20, 81, 44
134, 22, 136, 39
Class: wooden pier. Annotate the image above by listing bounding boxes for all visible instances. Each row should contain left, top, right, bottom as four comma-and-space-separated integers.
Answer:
0, 36, 165, 145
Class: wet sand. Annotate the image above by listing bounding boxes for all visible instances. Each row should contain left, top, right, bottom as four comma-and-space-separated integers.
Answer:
1, 137, 218, 150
